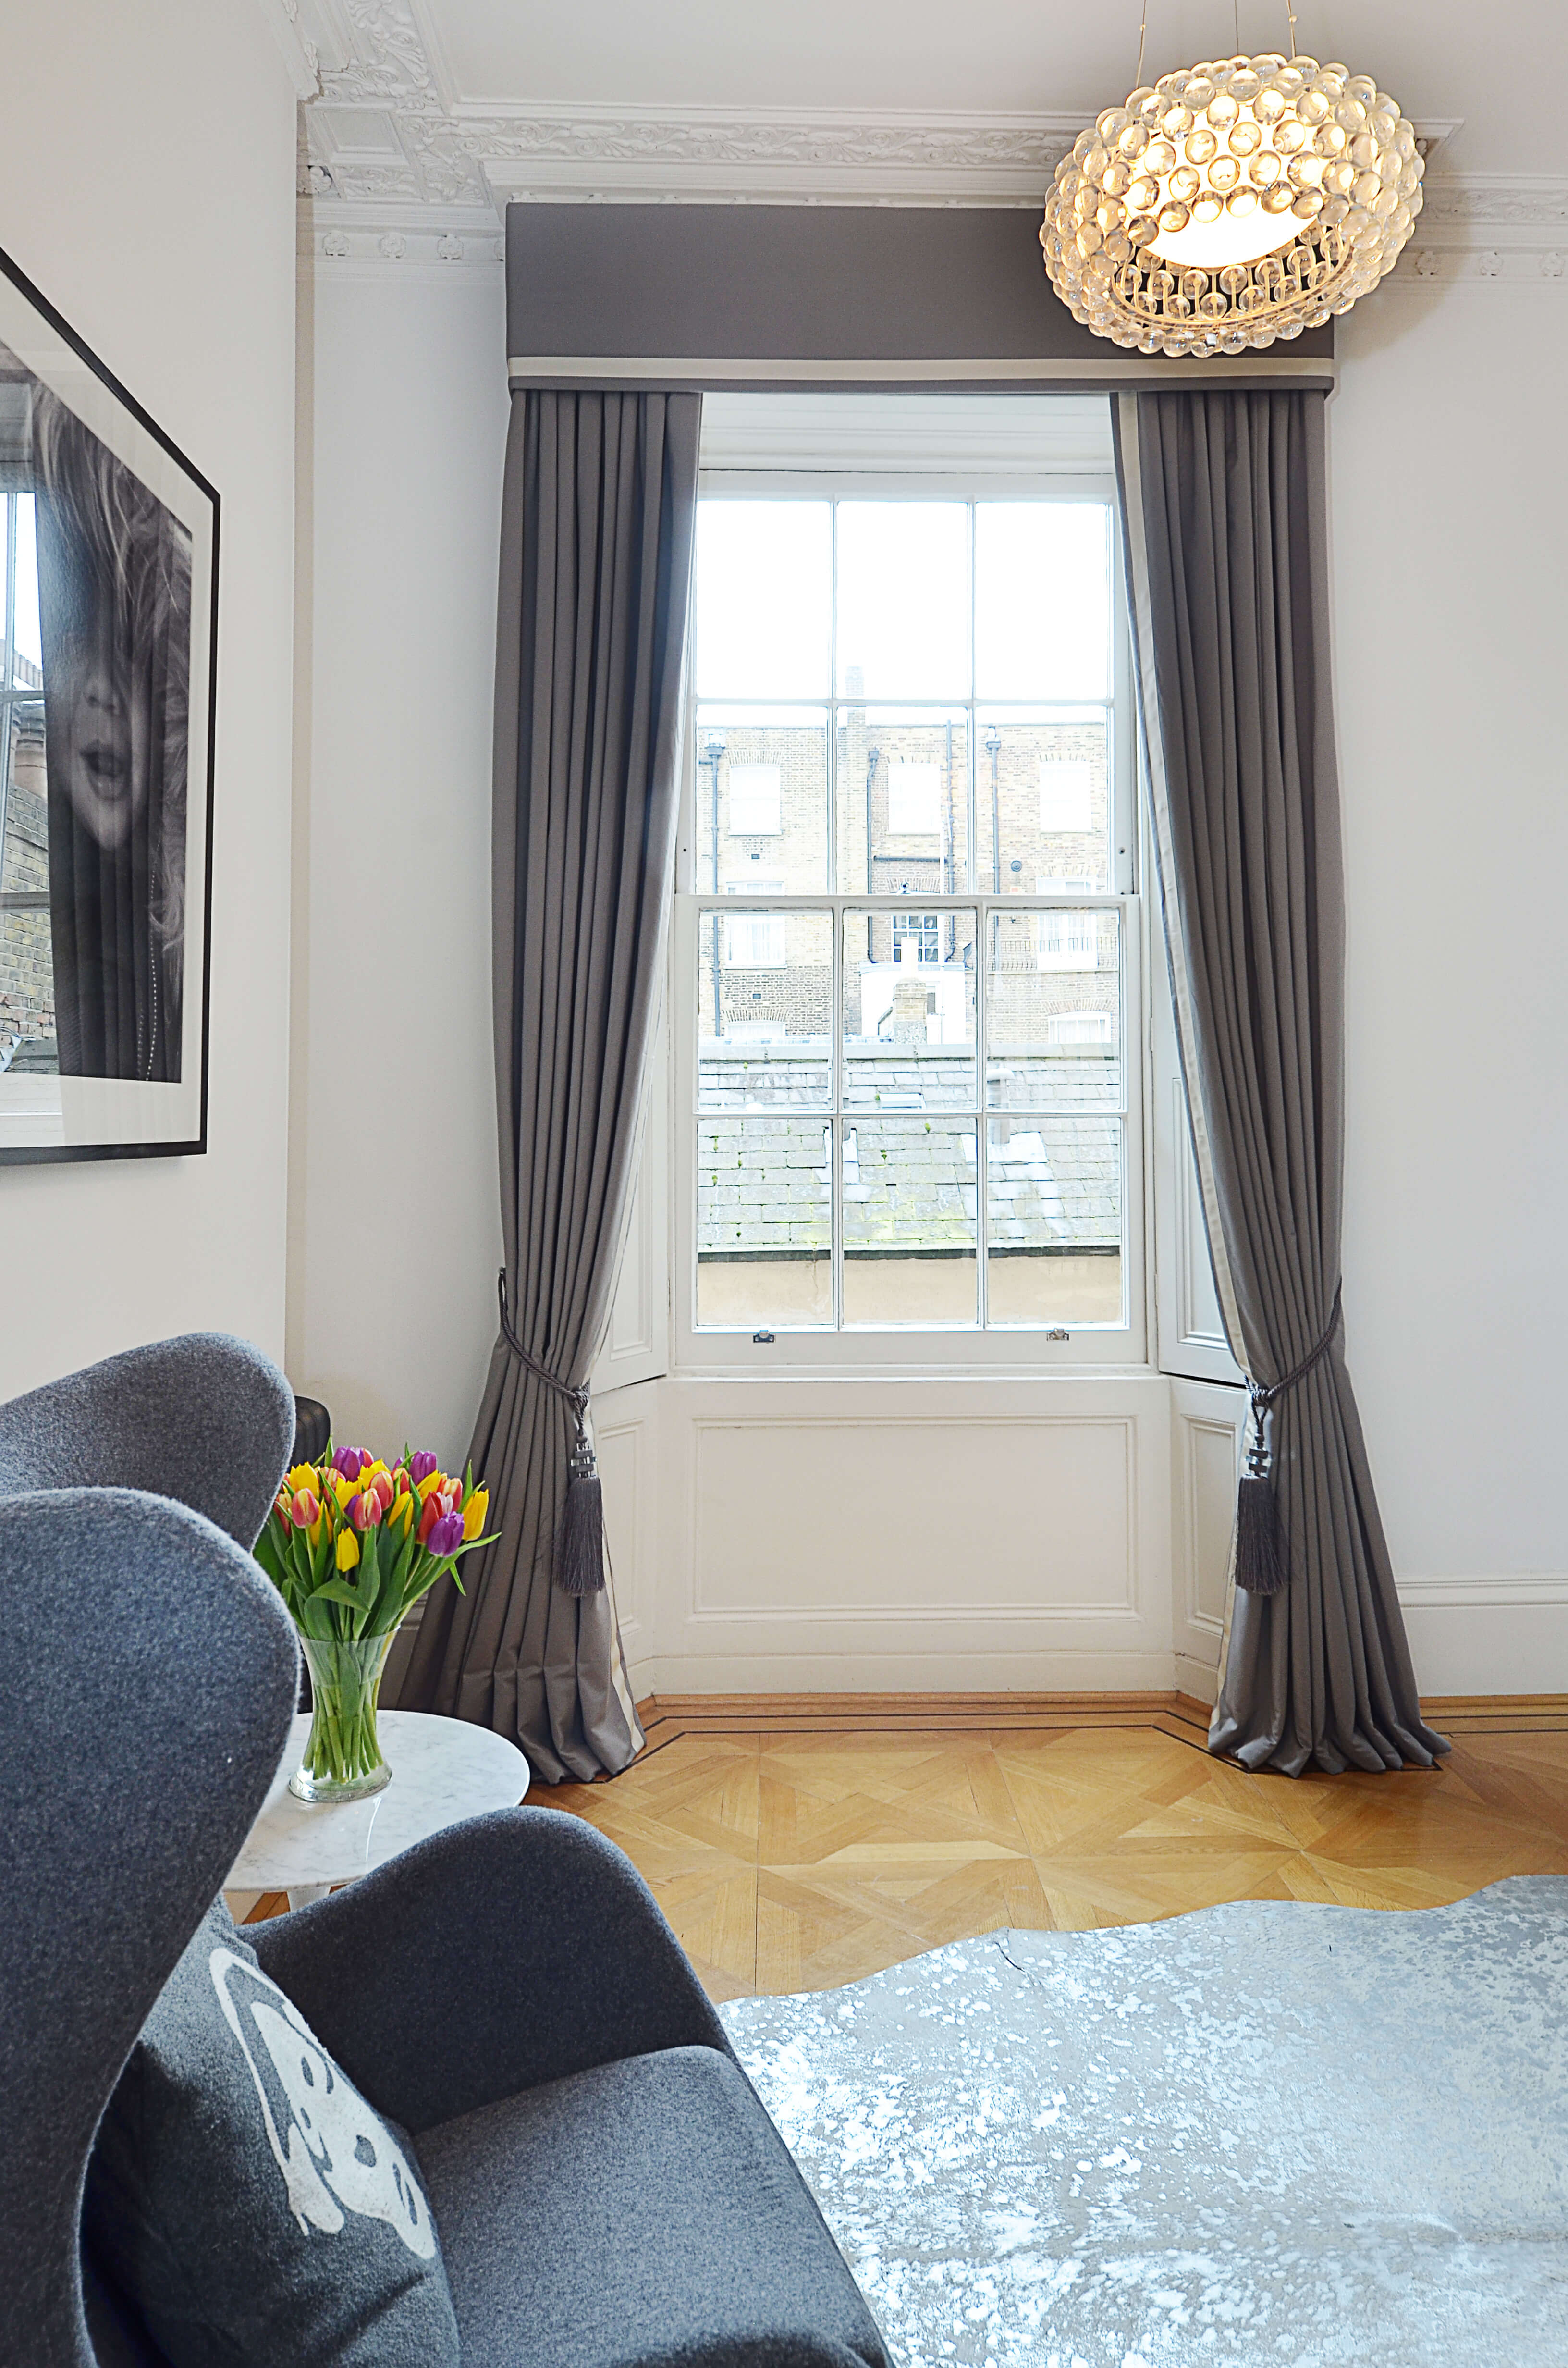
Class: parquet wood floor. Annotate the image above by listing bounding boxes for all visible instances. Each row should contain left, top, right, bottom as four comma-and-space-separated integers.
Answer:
546, 1695, 1568, 2001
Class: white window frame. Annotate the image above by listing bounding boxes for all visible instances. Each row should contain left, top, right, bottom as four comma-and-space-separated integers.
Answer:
673, 461, 1147, 1376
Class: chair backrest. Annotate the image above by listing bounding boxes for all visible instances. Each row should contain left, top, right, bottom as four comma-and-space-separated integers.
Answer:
0, 1333, 297, 1549
0, 1338, 299, 2368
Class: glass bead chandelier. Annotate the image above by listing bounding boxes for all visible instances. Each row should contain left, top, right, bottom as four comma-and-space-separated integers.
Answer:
1041, 5, 1423, 355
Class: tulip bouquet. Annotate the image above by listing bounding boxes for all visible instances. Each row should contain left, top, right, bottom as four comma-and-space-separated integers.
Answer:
255, 1445, 493, 1802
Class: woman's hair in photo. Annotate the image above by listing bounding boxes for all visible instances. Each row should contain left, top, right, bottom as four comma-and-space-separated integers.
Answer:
32, 384, 193, 991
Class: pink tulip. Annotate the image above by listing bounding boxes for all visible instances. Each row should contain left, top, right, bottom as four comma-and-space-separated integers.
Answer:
288, 1488, 320, 1529
348, 1490, 383, 1531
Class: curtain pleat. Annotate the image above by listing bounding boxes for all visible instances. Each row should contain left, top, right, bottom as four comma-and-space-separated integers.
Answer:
1114, 386, 1447, 1777
400, 388, 700, 1783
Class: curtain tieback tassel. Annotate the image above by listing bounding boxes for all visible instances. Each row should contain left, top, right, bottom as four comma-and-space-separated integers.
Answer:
1236, 1284, 1343, 1599
497, 1268, 607, 1597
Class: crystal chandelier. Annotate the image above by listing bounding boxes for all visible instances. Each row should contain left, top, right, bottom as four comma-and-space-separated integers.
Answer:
1041, 12, 1423, 356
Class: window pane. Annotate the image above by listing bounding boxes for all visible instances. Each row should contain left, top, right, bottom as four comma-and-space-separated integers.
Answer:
695, 502, 831, 698
843, 906, 976, 1110
987, 909, 1120, 1110
843, 1116, 977, 1326
974, 503, 1110, 701
0, 693, 55, 1072
697, 706, 828, 892
699, 909, 831, 1107
696, 1116, 831, 1328
975, 711, 1109, 894
12, 494, 42, 681
986, 1117, 1123, 1326
836, 503, 968, 699
837, 707, 968, 900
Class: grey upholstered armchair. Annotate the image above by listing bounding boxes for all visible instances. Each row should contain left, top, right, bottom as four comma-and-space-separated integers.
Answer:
0, 1335, 888, 2368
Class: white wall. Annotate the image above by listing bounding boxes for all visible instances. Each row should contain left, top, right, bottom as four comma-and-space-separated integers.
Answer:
1333, 279, 1568, 1691
289, 259, 507, 1463
0, 0, 298, 1401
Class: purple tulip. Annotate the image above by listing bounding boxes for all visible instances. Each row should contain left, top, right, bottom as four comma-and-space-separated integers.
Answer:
407, 1450, 439, 1485
332, 1444, 368, 1480
426, 1509, 464, 1559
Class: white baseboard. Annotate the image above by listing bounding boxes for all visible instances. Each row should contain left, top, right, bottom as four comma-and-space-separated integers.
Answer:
625, 1648, 1181, 1696
1400, 1580, 1568, 1695
1173, 1653, 1219, 1705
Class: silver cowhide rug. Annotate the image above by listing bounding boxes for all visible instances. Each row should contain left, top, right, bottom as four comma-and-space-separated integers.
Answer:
720, 1878, 1568, 2368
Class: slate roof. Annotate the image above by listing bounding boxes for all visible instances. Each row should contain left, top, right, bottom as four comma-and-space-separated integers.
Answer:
697, 1045, 1121, 1256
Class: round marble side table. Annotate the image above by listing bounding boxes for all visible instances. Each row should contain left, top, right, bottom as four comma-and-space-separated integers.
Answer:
225, 1709, 529, 1915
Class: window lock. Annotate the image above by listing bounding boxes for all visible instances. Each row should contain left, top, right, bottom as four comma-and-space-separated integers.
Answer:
752, 1330, 776, 1344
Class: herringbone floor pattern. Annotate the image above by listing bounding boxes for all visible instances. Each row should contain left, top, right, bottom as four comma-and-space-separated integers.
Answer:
550, 1702, 1568, 2000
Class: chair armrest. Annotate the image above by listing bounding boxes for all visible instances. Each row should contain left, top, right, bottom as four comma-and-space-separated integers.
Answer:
250, 1807, 735, 2134
0, 1333, 294, 1549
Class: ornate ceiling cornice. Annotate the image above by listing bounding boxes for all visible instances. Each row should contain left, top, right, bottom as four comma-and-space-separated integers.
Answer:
294, 0, 1568, 281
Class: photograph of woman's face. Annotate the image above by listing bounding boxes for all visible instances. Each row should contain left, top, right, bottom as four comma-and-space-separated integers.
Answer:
0, 257, 214, 1160
4, 353, 196, 1085
51, 617, 152, 852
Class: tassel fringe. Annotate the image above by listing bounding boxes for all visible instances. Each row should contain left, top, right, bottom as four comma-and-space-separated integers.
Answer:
1235, 1471, 1288, 1596
555, 1447, 607, 1596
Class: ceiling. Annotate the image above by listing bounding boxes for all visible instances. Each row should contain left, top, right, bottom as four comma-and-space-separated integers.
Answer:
289, 0, 1568, 224
421, 0, 1503, 157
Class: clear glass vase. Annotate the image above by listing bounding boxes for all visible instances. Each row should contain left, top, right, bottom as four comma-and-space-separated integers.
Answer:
289, 1629, 396, 1803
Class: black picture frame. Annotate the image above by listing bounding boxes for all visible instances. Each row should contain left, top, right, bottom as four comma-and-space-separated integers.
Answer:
0, 241, 218, 1164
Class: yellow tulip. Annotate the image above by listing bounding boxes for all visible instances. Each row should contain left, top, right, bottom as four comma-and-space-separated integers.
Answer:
287, 1462, 321, 1494
462, 1487, 490, 1541
336, 1529, 360, 1571
389, 1492, 415, 1532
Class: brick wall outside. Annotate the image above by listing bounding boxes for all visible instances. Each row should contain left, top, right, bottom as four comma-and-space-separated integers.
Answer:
0, 715, 56, 1064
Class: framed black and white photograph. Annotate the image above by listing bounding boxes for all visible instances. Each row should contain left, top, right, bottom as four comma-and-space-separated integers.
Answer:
0, 244, 216, 1163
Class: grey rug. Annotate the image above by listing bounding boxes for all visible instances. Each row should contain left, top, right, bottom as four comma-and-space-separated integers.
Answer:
720, 1879, 1568, 2368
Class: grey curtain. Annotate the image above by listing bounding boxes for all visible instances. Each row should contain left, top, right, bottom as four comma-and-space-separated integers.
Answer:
401, 388, 700, 1783
1114, 388, 1447, 1777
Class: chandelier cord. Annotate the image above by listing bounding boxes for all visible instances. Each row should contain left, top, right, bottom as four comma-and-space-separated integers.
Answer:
1285, 0, 1298, 61
1134, 3, 1147, 89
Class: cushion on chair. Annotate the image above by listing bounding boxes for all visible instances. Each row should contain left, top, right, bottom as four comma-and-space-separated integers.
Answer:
84, 1898, 461, 2368
414, 2043, 888, 2368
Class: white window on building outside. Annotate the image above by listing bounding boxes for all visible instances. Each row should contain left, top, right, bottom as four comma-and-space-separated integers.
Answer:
1048, 1011, 1115, 1046
887, 761, 942, 836
726, 763, 782, 835
723, 910, 788, 969
1040, 759, 1094, 834
682, 442, 1138, 1358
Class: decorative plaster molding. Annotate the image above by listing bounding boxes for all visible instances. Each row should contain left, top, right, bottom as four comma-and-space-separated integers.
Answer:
253, 0, 321, 99
297, 196, 504, 276
294, 1, 1567, 273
